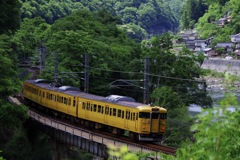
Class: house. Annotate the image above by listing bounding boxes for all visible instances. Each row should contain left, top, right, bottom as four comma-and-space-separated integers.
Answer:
185, 40, 195, 51
178, 30, 197, 41
204, 48, 218, 57
230, 33, 240, 43
194, 39, 207, 49
215, 42, 234, 53
218, 18, 227, 27
234, 50, 240, 57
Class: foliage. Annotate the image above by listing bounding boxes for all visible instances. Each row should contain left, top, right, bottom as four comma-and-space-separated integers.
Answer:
196, 0, 240, 44
108, 145, 144, 160
142, 33, 212, 146
176, 72, 240, 160
180, 0, 208, 29
0, 100, 28, 159
0, 0, 21, 34
164, 0, 186, 20
144, 33, 212, 108
66, 147, 93, 160
20, 0, 85, 24
12, 17, 51, 61
118, 23, 147, 41
43, 9, 141, 96
0, 34, 22, 99
19, 0, 179, 40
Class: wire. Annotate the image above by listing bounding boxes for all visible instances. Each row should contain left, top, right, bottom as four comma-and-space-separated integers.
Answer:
78, 64, 206, 83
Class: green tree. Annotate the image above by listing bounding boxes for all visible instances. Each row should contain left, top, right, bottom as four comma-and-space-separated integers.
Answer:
44, 9, 141, 97
141, 33, 212, 146
0, 0, 21, 34
180, 0, 208, 29
0, 35, 21, 99
177, 73, 240, 160
13, 17, 51, 60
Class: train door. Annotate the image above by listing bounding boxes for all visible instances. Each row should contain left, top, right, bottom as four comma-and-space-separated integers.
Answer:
56, 94, 59, 110
104, 105, 109, 123
150, 111, 160, 133
74, 97, 78, 117
39, 90, 43, 105
37, 89, 41, 104
124, 110, 130, 129
85, 102, 90, 119
134, 112, 138, 131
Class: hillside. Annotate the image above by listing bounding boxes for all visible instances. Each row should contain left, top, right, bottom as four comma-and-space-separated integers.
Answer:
20, 0, 180, 40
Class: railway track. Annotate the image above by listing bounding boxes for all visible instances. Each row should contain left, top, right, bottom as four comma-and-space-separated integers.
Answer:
10, 95, 178, 156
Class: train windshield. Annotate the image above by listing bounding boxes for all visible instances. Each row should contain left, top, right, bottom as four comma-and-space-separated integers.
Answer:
139, 112, 150, 118
160, 113, 167, 119
139, 112, 160, 119
152, 113, 159, 119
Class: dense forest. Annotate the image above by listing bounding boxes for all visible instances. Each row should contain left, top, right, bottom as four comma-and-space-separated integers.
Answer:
20, 0, 179, 41
1, 0, 240, 159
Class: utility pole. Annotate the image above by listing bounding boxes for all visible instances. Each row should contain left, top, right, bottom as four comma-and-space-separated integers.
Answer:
84, 53, 89, 93
144, 58, 150, 104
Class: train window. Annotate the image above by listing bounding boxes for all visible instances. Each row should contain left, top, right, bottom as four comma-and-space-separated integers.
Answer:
113, 108, 116, 116
68, 98, 71, 106
82, 102, 85, 109
139, 112, 150, 118
133, 113, 135, 121
74, 100, 77, 107
50, 94, 53, 100
130, 113, 132, 120
122, 111, 124, 119
126, 111, 130, 120
101, 106, 104, 114
93, 104, 97, 112
61, 97, 63, 103
105, 106, 109, 115
136, 113, 138, 120
152, 113, 159, 119
64, 97, 67, 105
87, 103, 90, 110
98, 105, 101, 113
117, 109, 121, 117
43, 92, 45, 98
110, 108, 112, 116
160, 113, 167, 119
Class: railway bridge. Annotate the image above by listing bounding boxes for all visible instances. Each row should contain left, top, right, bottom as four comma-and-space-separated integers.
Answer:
8, 96, 176, 160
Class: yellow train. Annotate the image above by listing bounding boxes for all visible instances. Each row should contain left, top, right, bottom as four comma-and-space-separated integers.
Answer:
23, 79, 167, 141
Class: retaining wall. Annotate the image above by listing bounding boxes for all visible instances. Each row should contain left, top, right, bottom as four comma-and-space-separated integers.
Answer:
201, 58, 240, 75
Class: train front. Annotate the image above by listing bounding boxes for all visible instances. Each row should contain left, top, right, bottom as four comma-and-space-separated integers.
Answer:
137, 106, 167, 141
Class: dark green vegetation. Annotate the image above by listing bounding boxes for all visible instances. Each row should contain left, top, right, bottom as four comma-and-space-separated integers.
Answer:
19, 0, 179, 41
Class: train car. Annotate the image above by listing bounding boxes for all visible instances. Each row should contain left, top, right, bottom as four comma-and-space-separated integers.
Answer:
23, 79, 167, 141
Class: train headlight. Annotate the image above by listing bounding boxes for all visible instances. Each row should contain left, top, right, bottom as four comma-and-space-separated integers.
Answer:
143, 121, 146, 124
